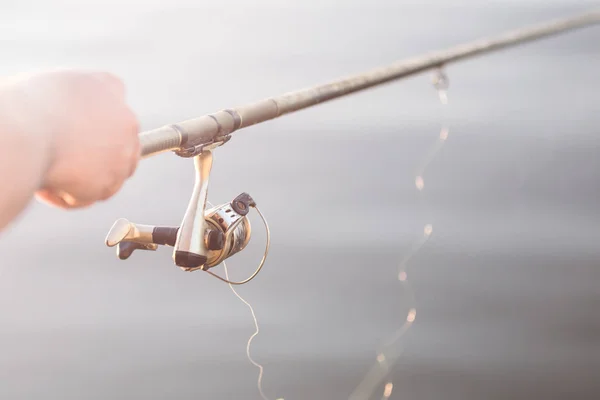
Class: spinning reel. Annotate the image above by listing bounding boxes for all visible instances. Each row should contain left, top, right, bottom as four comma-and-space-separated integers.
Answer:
105, 148, 270, 285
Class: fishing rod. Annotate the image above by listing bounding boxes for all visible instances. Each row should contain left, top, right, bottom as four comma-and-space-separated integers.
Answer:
105, 9, 599, 282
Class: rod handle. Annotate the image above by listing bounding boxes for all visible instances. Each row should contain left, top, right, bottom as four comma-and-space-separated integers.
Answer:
139, 125, 183, 158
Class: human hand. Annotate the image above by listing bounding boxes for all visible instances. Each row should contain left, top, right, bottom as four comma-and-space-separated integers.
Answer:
4, 70, 140, 208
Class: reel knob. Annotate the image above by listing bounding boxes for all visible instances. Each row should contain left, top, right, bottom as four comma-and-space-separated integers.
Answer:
106, 218, 133, 247
117, 241, 158, 260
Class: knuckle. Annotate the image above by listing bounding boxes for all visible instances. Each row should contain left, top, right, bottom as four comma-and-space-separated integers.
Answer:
93, 71, 126, 98
96, 71, 123, 86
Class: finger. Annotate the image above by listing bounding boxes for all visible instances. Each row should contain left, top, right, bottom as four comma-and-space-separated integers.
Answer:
120, 106, 141, 177
35, 189, 69, 209
35, 189, 95, 209
128, 137, 141, 177
99, 177, 125, 201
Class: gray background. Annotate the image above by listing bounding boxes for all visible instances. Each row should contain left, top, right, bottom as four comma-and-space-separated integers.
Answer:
0, 0, 599, 399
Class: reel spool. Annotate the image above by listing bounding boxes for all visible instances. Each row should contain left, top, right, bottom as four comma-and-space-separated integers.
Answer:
105, 149, 270, 285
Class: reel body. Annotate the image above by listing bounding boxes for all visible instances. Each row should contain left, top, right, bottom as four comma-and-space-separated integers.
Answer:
105, 149, 269, 284
204, 197, 253, 268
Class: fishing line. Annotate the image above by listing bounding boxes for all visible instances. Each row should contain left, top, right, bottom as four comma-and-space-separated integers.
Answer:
223, 260, 269, 400
349, 68, 449, 400
416, 69, 450, 192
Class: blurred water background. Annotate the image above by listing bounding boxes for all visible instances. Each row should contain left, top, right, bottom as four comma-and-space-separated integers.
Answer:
0, 0, 598, 399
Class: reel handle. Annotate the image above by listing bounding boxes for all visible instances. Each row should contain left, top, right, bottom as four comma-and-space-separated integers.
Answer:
106, 219, 179, 247
106, 218, 153, 246
106, 219, 179, 260
117, 242, 158, 260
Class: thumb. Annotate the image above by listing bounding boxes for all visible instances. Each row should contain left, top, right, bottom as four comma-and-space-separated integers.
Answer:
35, 189, 95, 209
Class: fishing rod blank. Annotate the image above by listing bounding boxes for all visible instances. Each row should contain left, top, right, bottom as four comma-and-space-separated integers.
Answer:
138, 9, 599, 159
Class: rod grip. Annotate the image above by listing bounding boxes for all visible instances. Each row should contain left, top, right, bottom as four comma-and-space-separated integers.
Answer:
139, 125, 183, 158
